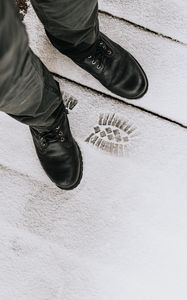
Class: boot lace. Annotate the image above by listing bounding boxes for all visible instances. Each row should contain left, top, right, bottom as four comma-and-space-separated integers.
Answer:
38, 125, 65, 149
87, 38, 112, 70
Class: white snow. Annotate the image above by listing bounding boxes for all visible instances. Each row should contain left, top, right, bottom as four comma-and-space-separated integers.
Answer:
99, 0, 187, 44
1, 1, 187, 299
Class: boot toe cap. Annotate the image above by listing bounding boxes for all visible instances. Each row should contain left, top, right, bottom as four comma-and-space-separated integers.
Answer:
55, 144, 83, 190
123, 68, 148, 99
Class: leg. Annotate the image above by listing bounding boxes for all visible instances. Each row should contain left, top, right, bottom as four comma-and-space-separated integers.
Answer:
31, 0, 99, 59
0, 0, 65, 128
0, 0, 82, 189
31, 0, 148, 99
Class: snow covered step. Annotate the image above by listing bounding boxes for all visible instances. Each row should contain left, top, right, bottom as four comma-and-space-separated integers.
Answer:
0, 220, 129, 300
99, 0, 187, 44
1, 77, 186, 185
25, 6, 187, 127
1, 78, 187, 299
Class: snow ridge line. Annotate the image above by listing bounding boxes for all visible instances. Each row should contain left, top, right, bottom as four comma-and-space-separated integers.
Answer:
99, 10, 187, 47
0, 163, 57, 192
53, 73, 187, 130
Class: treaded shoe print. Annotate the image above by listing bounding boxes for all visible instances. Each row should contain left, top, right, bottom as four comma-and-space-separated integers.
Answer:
85, 113, 138, 156
62, 92, 78, 111
16, 0, 28, 20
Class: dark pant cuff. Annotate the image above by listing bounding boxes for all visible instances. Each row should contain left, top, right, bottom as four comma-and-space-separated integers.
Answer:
46, 27, 100, 61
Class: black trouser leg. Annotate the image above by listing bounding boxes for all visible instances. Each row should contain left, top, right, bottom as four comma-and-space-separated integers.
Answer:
0, 0, 64, 128
31, 0, 99, 59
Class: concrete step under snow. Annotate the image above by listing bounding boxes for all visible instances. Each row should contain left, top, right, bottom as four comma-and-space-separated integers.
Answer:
25, 5, 187, 127
1, 77, 186, 186
1, 2, 187, 299
99, 0, 187, 44
1, 77, 187, 299
0, 219, 133, 300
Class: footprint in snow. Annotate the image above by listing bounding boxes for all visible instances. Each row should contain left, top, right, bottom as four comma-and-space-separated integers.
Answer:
85, 113, 138, 156
62, 92, 78, 111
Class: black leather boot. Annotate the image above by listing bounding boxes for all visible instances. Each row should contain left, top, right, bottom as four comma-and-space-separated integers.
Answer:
46, 31, 148, 99
30, 109, 83, 190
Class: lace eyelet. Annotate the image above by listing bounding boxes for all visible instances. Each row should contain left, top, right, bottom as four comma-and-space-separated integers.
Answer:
107, 50, 112, 55
97, 65, 101, 70
99, 41, 103, 46
58, 131, 63, 136
39, 137, 47, 147
55, 126, 60, 132
88, 55, 92, 59
92, 60, 96, 65
60, 137, 65, 142
41, 141, 47, 148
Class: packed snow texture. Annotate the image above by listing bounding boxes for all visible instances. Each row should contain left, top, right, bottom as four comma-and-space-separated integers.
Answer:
1, 78, 187, 299
1, 1, 187, 299
100, 0, 187, 43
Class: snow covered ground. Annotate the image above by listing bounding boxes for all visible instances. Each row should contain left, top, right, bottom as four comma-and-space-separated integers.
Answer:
0, 1, 187, 299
